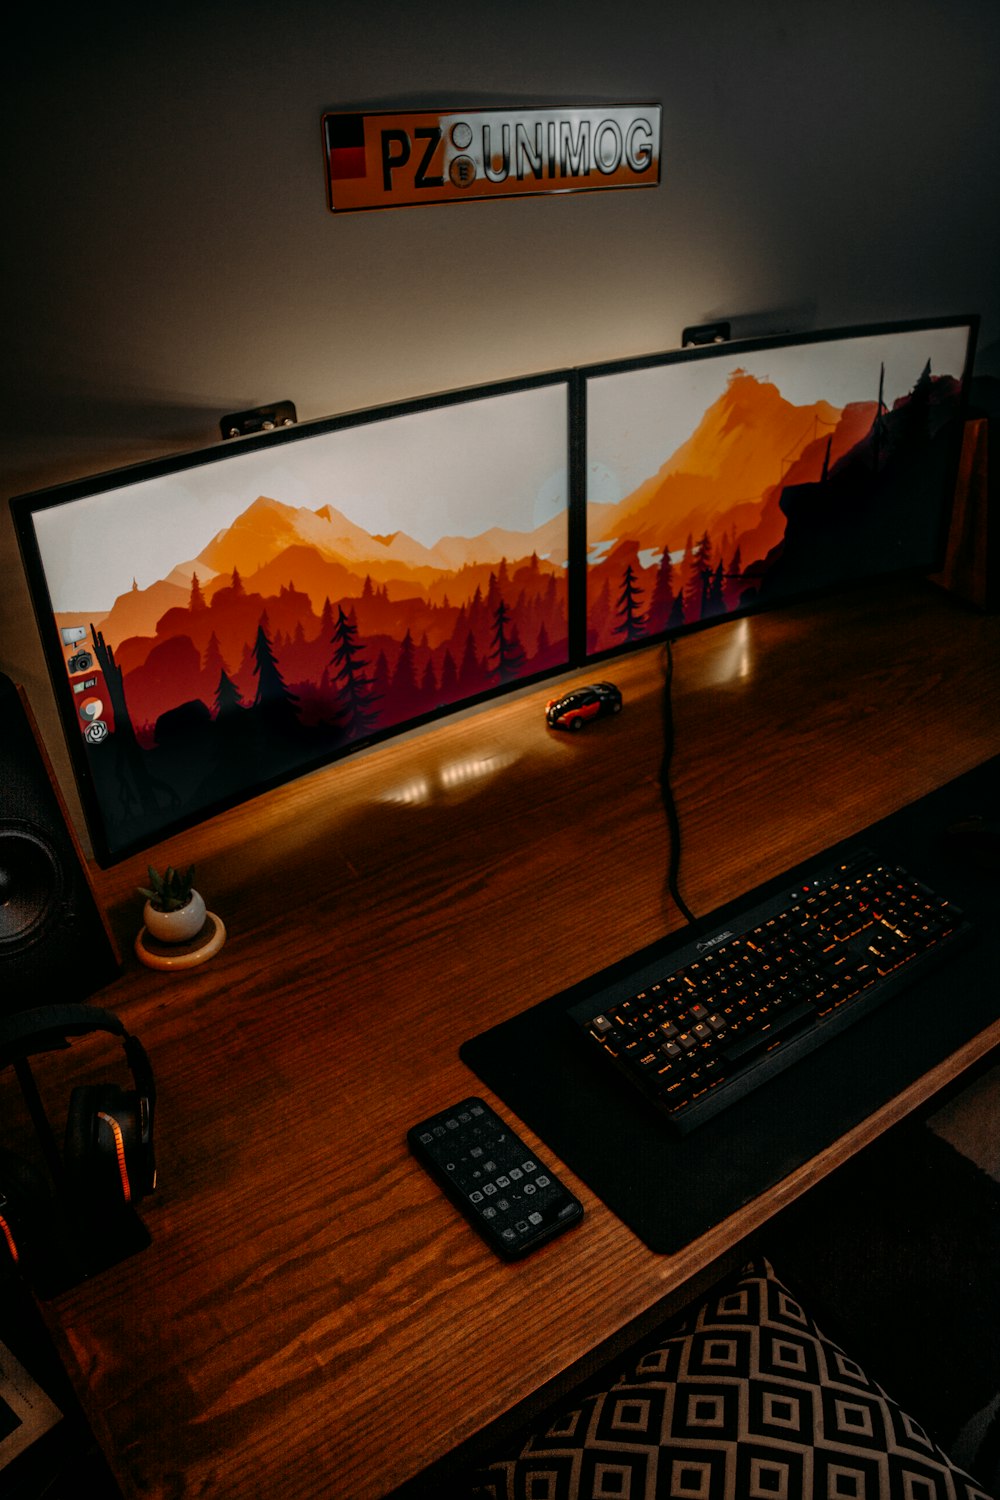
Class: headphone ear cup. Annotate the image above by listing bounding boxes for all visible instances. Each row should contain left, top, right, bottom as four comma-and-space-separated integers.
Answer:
65, 1083, 146, 1209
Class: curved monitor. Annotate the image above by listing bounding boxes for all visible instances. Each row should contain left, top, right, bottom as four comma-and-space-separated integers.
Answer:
10, 314, 977, 865
12, 374, 572, 864
583, 316, 978, 657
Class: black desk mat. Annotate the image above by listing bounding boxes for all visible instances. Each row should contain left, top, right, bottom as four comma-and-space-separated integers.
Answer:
461, 755, 1000, 1254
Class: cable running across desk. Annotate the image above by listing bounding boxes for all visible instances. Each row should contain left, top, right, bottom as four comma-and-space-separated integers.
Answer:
658, 636, 696, 927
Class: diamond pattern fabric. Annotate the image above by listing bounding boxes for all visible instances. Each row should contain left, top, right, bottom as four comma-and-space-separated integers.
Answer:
467, 1261, 994, 1500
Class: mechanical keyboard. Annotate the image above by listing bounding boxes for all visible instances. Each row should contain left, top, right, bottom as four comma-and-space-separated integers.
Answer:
567, 848, 974, 1133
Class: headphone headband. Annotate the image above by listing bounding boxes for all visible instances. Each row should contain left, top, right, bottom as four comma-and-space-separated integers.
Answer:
0, 1003, 124, 1051
0, 1004, 155, 1106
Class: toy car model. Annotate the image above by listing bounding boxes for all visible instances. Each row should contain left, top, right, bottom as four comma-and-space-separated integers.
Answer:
545, 681, 623, 731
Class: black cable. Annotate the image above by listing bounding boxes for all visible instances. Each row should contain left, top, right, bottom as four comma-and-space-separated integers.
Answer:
659, 636, 697, 927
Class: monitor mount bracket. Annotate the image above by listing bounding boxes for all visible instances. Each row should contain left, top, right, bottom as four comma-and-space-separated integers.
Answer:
220, 401, 297, 440
681, 321, 731, 347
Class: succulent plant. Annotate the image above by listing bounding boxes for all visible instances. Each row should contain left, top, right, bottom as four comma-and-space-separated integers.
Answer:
138, 864, 197, 913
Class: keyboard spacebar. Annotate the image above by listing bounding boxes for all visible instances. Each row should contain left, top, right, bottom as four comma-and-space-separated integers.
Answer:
721, 1001, 817, 1063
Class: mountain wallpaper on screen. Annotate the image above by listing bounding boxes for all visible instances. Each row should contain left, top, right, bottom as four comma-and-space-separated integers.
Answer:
57, 495, 569, 851
586, 357, 962, 654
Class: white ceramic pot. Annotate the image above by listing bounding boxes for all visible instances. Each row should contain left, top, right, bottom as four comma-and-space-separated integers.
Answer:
143, 889, 207, 944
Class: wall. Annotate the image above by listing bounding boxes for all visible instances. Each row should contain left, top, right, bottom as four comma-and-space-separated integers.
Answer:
3, 0, 999, 835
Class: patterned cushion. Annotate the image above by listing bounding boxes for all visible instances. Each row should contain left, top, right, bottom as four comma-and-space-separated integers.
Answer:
467, 1260, 994, 1500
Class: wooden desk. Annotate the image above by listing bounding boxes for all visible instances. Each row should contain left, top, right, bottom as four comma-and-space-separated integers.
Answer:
4, 578, 1000, 1500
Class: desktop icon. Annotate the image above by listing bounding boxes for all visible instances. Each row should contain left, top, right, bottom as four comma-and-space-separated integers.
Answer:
79, 696, 104, 724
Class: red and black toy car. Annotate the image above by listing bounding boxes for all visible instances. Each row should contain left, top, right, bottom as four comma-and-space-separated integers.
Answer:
545, 681, 623, 732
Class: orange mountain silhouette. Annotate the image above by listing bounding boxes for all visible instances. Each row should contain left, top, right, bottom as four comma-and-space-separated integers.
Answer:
198, 496, 446, 581
89, 496, 568, 647
594, 371, 849, 557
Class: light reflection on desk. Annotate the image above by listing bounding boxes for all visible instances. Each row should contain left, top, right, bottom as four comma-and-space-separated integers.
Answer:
702, 618, 753, 686
377, 749, 520, 806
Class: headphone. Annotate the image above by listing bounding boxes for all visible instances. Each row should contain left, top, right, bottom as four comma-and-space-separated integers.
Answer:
0, 1004, 156, 1285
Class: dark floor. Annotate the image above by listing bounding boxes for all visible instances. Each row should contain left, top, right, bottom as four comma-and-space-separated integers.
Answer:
1, 1271, 123, 1500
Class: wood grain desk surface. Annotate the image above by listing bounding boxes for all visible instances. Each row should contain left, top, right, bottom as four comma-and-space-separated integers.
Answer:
5, 579, 1000, 1499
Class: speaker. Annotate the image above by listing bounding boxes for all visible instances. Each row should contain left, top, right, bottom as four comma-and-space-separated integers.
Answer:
0, 674, 120, 1017
933, 380, 999, 612
0, 1003, 155, 1293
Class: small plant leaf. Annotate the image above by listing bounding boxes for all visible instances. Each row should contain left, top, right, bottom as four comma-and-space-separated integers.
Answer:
138, 862, 197, 912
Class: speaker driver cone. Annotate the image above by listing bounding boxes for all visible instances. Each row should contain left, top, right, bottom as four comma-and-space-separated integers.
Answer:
0, 823, 64, 947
